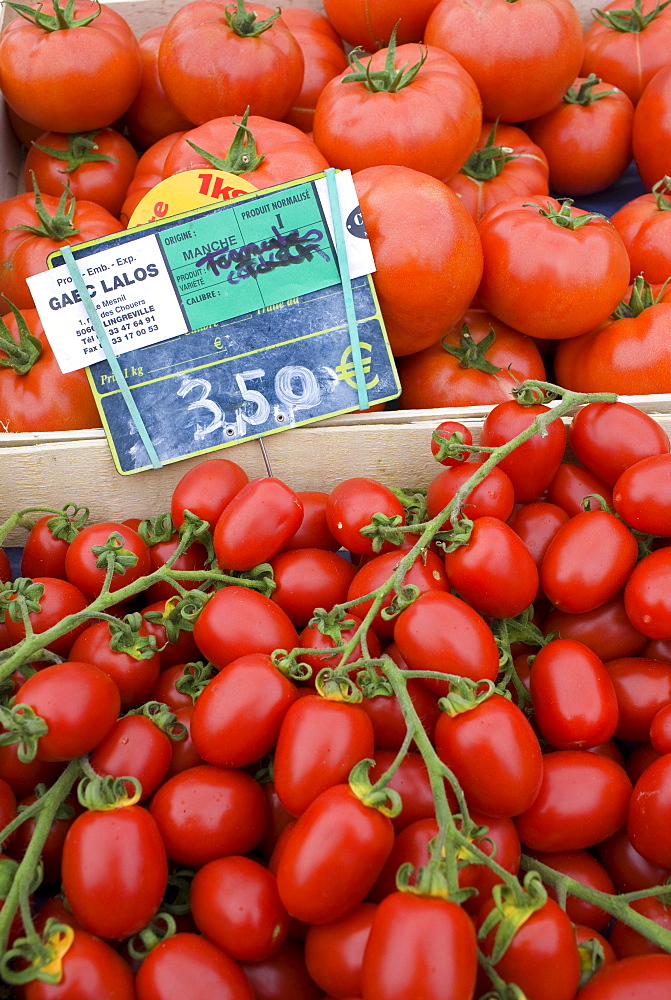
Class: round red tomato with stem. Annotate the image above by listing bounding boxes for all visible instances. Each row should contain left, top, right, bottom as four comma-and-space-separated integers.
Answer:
362, 890, 478, 1000
611, 178, 671, 282
171, 456, 249, 529
514, 749, 632, 851
213, 477, 303, 572
426, 460, 516, 527
569, 399, 670, 487
14, 660, 121, 762
280, 6, 349, 133
633, 64, 671, 190
478, 892, 581, 1000
89, 711, 174, 801
135, 932, 255, 1000
529, 638, 619, 749
161, 112, 329, 189
190, 651, 298, 768
435, 686, 544, 817
61, 802, 168, 940
24, 127, 139, 218
158, 0, 304, 125
581, 0, 671, 105
351, 165, 483, 357
313, 37, 482, 182
476, 196, 631, 340
20, 507, 88, 581
393, 590, 501, 692
447, 120, 550, 222
23, 928, 136, 1000
397, 308, 546, 408
425, 0, 584, 122
0, 304, 102, 432
553, 273, 671, 394
546, 461, 613, 516
540, 508, 639, 614
3, 575, 90, 658
323, 0, 440, 49
273, 695, 375, 817
478, 399, 568, 503
443, 515, 539, 619
525, 74, 635, 196
0, 0, 142, 133
68, 618, 161, 711
123, 24, 193, 150
346, 547, 449, 639
325, 476, 406, 556
193, 586, 298, 671
276, 781, 395, 925
0, 178, 121, 311
190, 854, 290, 962
430, 420, 473, 466
64, 521, 152, 602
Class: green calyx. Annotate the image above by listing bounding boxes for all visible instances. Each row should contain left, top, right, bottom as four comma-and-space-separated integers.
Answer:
438, 677, 497, 718
563, 73, 618, 105
460, 120, 519, 181
592, 0, 671, 32
442, 324, 502, 374
186, 108, 264, 175
524, 197, 606, 230
126, 700, 187, 741
13, 173, 80, 242
31, 130, 116, 173
343, 24, 427, 93
477, 870, 548, 963
349, 757, 403, 816
4, 0, 101, 31
652, 175, 671, 212
0, 299, 42, 375
108, 612, 159, 661
224, 0, 280, 36
612, 274, 671, 319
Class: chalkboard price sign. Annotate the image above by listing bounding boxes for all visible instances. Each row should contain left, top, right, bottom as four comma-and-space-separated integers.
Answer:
29, 170, 400, 475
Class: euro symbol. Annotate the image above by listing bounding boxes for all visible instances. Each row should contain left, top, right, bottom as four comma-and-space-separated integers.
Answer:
335, 342, 379, 390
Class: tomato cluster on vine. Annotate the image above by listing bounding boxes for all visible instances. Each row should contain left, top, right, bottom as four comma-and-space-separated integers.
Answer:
1, 386, 671, 998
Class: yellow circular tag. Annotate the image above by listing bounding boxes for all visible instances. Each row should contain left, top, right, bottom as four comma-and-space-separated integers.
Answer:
128, 169, 257, 227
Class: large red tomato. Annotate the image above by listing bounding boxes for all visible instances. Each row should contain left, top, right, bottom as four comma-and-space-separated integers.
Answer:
313, 42, 482, 182
161, 114, 330, 189
632, 65, 671, 190
611, 180, 671, 283
158, 1, 305, 125
0, 185, 122, 310
322, 0, 440, 49
352, 165, 483, 357
397, 307, 546, 408
425, 0, 584, 122
0, 0, 142, 133
23, 127, 139, 219
447, 120, 549, 221
525, 75, 635, 196
581, 0, 671, 105
476, 196, 631, 340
